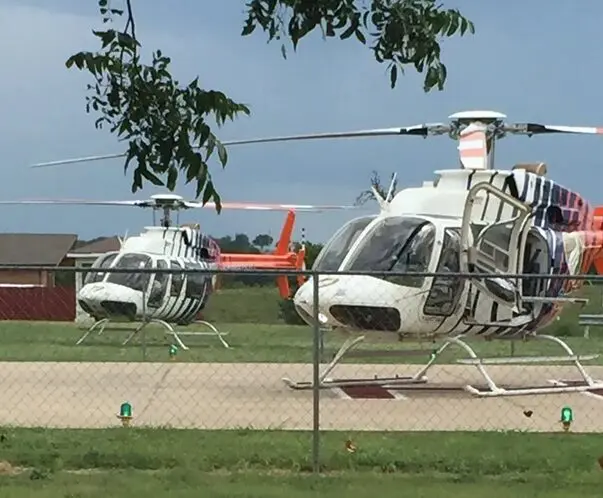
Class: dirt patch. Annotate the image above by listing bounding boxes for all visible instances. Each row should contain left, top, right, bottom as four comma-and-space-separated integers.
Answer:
0, 460, 24, 476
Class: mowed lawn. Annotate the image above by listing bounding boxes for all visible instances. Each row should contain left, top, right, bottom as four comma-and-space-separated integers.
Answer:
0, 428, 602, 497
0, 285, 601, 363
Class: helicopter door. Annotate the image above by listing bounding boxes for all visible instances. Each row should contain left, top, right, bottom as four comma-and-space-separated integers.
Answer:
459, 182, 533, 316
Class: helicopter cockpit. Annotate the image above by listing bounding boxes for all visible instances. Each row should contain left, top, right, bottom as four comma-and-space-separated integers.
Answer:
342, 216, 436, 287
312, 215, 377, 271
297, 214, 466, 329
314, 215, 439, 283
82, 251, 211, 311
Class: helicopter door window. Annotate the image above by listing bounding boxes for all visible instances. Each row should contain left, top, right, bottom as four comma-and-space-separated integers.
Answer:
106, 253, 152, 292
84, 252, 118, 284
346, 217, 435, 288
170, 260, 184, 297
424, 229, 464, 316
184, 261, 206, 299
148, 259, 169, 308
312, 215, 376, 271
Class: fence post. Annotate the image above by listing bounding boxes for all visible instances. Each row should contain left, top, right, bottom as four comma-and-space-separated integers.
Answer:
141, 287, 147, 361
311, 270, 321, 474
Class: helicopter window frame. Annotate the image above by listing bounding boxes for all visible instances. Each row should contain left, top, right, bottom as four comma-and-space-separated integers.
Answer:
344, 216, 436, 289
382, 221, 437, 288
84, 251, 119, 285
147, 259, 169, 308
183, 261, 207, 299
423, 228, 464, 317
170, 260, 184, 297
106, 253, 153, 293
312, 215, 377, 271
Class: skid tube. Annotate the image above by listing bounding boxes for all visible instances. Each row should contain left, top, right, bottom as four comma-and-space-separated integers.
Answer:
76, 317, 229, 350
281, 333, 603, 397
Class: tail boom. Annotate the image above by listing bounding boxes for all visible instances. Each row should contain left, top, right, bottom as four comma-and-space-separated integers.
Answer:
217, 210, 306, 298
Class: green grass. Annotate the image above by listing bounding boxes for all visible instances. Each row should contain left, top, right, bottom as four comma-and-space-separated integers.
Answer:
0, 428, 602, 497
2, 472, 600, 498
204, 286, 284, 324
1, 319, 603, 364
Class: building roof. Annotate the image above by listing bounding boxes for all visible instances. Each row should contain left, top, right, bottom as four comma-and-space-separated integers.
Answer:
71, 236, 121, 255
0, 233, 78, 265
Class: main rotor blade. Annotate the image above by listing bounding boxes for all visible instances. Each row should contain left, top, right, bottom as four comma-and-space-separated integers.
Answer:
0, 198, 360, 212
506, 123, 603, 135
31, 153, 126, 168
221, 123, 449, 147
0, 199, 144, 206
183, 201, 360, 211
29, 123, 449, 168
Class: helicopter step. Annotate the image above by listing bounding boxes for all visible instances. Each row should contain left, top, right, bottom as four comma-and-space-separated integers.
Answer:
281, 333, 603, 397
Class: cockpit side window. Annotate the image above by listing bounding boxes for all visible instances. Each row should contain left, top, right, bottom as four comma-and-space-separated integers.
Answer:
106, 253, 153, 292
312, 215, 376, 271
385, 222, 436, 288
345, 216, 435, 288
85, 252, 118, 284
424, 228, 464, 316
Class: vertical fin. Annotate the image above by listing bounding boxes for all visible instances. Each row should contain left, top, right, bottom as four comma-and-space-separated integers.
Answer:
458, 123, 488, 170
275, 211, 296, 297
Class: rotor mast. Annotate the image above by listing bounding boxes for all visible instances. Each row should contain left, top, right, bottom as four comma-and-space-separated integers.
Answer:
448, 110, 507, 171
150, 195, 183, 228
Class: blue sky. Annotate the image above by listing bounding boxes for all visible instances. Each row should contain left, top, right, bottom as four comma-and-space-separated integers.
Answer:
1, 1, 602, 243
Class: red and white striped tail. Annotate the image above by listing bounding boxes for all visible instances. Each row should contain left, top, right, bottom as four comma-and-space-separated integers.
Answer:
458, 123, 488, 170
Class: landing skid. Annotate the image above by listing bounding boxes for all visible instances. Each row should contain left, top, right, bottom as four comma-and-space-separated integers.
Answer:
76, 318, 230, 350
281, 334, 603, 397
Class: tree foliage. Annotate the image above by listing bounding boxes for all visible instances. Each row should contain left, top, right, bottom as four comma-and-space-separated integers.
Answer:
355, 170, 398, 205
243, 0, 474, 90
252, 234, 275, 250
68, 1, 474, 208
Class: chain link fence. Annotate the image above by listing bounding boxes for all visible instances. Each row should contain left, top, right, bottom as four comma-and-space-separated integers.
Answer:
0, 265, 601, 471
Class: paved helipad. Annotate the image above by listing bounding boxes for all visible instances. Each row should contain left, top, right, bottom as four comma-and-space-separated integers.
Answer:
0, 361, 601, 431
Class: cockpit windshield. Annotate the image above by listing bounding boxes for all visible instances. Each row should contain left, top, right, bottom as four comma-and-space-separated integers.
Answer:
344, 216, 435, 288
312, 215, 376, 271
106, 253, 153, 292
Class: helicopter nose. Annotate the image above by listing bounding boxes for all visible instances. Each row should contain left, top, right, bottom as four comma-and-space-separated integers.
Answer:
292, 275, 348, 327
293, 275, 415, 332
78, 282, 144, 319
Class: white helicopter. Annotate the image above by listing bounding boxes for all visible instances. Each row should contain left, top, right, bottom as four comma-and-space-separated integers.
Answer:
28, 110, 603, 396
0, 193, 357, 350
230, 110, 603, 397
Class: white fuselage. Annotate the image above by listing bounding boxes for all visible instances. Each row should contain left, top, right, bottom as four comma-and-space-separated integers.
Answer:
293, 168, 557, 340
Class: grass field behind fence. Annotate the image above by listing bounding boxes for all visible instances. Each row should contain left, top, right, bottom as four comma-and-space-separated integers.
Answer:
1, 284, 602, 496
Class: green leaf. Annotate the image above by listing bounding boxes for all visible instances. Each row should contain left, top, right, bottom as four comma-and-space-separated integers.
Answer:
167, 166, 178, 190
202, 180, 214, 204
340, 23, 355, 40
217, 141, 228, 167
354, 29, 366, 44
446, 15, 460, 36
140, 167, 165, 186
241, 21, 256, 36
390, 64, 398, 88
